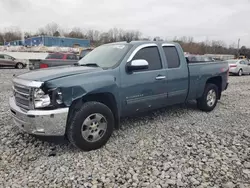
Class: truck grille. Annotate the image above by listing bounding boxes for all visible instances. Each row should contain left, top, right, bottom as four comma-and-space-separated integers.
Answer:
13, 84, 33, 110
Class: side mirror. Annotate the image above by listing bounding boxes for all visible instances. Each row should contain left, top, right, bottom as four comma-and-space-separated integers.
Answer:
127, 59, 149, 72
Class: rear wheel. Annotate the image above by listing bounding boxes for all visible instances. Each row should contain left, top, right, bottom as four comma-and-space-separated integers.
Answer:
66, 101, 114, 151
197, 83, 218, 112
16, 63, 24, 69
238, 69, 243, 76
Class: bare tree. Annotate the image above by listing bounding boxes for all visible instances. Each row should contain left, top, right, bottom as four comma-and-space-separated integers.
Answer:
66, 27, 85, 38
0, 32, 4, 45
37, 27, 47, 36
86, 29, 101, 43
53, 31, 60, 37
3, 26, 22, 42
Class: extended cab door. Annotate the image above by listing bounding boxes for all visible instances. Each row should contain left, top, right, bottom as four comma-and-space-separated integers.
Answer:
120, 44, 168, 116
161, 44, 189, 105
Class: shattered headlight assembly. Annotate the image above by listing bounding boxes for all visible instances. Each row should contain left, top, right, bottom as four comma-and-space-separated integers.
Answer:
33, 88, 51, 108
33, 88, 63, 109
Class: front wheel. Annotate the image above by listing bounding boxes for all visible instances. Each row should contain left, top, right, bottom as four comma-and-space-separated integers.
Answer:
197, 83, 219, 112
16, 63, 24, 69
66, 101, 114, 151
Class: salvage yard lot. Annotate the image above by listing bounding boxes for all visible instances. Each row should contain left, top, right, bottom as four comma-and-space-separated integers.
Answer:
0, 69, 250, 187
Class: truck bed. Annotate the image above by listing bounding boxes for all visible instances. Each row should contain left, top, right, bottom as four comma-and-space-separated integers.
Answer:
187, 61, 229, 100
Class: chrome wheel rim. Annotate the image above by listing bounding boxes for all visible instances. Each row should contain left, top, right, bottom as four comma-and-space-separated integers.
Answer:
81, 113, 107, 142
206, 89, 216, 107
239, 70, 242, 76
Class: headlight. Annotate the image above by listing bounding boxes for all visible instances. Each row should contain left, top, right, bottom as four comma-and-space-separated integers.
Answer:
33, 88, 64, 109
33, 88, 51, 108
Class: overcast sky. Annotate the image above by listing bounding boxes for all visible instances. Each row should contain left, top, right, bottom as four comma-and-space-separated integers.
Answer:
1, 0, 250, 47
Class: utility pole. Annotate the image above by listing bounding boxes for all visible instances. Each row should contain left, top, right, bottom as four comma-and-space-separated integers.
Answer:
237, 38, 240, 58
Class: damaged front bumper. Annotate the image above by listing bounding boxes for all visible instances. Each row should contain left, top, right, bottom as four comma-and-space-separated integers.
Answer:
9, 97, 69, 136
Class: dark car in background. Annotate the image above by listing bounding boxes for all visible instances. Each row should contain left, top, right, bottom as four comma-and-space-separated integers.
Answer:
0, 54, 27, 69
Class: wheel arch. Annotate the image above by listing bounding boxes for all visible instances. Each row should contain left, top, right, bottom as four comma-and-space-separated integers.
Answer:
67, 92, 120, 130
206, 76, 222, 99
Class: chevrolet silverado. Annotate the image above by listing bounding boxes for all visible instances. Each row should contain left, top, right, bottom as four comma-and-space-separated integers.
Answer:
9, 41, 229, 151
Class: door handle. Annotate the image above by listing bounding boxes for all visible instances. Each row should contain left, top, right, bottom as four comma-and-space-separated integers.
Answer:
155, 75, 166, 80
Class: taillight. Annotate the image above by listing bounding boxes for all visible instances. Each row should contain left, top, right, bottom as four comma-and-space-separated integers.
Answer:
40, 63, 48, 68
230, 64, 237, 67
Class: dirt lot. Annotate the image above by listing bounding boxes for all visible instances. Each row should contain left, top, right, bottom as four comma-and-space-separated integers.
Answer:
0, 69, 250, 188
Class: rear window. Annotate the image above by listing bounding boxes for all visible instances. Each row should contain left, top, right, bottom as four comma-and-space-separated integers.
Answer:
163, 46, 180, 68
46, 53, 64, 59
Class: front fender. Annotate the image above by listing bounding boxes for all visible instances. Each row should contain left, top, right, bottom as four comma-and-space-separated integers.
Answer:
45, 74, 119, 107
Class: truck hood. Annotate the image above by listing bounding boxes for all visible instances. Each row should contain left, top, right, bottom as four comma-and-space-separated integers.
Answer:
17, 65, 103, 82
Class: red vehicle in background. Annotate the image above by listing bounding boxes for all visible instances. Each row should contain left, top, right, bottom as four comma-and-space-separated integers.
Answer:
45, 52, 79, 60
29, 53, 79, 70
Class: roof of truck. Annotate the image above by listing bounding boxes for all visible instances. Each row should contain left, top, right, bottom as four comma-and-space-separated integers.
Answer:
107, 40, 177, 46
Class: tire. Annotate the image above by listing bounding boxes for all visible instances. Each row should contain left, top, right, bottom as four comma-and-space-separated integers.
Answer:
66, 101, 114, 151
238, 69, 243, 76
16, 63, 24, 69
197, 83, 218, 112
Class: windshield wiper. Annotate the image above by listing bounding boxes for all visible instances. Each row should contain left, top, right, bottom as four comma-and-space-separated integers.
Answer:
80, 63, 100, 67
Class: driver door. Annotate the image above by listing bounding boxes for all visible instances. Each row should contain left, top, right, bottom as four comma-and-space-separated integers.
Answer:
120, 45, 168, 116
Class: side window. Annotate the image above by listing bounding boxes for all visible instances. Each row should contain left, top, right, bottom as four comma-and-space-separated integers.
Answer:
0, 55, 4, 59
4, 55, 12, 60
132, 46, 162, 71
163, 46, 180, 68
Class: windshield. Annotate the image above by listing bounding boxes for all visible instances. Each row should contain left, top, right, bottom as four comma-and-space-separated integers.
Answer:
78, 44, 132, 68
227, 60, 238, 64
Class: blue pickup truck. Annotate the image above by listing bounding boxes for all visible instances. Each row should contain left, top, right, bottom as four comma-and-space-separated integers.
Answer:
9, 41, 229, 151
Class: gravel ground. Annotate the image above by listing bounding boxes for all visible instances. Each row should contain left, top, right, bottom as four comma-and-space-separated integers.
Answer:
0, 68, 250, 188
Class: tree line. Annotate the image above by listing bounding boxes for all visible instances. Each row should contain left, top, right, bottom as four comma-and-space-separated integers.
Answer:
0, 23, 249, 58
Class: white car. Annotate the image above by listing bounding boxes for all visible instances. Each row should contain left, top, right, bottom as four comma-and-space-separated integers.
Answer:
227, 59, 250, 76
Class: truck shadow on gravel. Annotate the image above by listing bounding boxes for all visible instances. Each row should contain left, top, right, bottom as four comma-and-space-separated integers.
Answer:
29, 101, 200, 150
